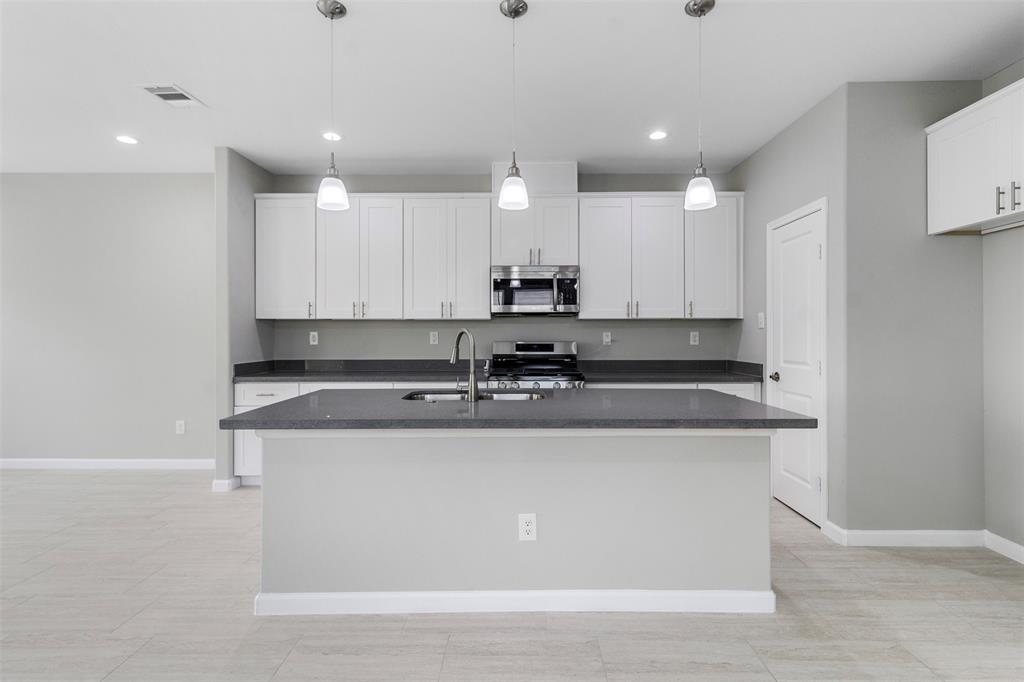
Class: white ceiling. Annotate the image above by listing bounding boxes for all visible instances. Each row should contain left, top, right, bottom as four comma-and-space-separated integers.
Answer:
2, 0, 1022, 175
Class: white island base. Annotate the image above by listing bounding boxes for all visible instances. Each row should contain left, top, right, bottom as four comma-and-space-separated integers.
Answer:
254, 429, 775, 616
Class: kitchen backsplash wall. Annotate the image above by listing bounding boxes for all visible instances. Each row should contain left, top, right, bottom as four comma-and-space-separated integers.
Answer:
273, 319, 742, 360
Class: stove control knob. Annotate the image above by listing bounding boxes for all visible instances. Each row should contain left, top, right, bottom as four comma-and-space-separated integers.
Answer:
532, 382, 541, 390
512, 381, 520, 389
499, 381, 507, 389
553, 382, 561, 389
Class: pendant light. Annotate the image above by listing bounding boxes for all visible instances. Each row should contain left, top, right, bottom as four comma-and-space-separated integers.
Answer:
498, 0, 529, 211
683, 0, 717, 211
316, 0, 350, 211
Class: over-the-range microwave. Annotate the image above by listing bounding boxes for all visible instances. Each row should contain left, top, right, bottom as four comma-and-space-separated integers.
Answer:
490, 265, 579, 316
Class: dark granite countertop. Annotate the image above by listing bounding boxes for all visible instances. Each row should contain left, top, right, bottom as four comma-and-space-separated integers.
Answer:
233, 359, 763, 384
219, 387, 813, 430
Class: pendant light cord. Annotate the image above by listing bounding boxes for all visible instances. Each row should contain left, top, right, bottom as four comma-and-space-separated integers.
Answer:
696, 14, 703, 165
329, 17, 336, 133
512, 16, 518, 158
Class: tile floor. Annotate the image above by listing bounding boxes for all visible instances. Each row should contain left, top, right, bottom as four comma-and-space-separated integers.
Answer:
0, 470, 1021, 681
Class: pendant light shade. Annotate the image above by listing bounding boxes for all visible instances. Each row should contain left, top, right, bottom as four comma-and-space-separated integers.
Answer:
498, 154, 529, 210
317, 153, 350, 211
684, 0, 717, 212
498, 0, 529, 211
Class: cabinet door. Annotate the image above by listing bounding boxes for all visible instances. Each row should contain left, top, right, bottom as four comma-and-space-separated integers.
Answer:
631, 196, 684, 318
232, 405, 262, 476
1011, 89, 1024, 219
579, 198, 632, 319
535, 196, 579, 265
360, 197, 404, 319
928, 93, 1016, 234
316, 200, 361, 320
255, 197, 316, 319
685, 195, 742, 319
448, 198, 492, 320
403, 198, 449, 319
491, 201, 536, 265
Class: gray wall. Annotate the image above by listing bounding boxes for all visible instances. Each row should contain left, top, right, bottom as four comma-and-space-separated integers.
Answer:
983, 228, 1024, 545
725, 86, 851, 526
215, 148, 274, 479
274, 319, 740, 361
1, 174, 215, 460
982, 57, 1024, 97
844, 82, 984, 531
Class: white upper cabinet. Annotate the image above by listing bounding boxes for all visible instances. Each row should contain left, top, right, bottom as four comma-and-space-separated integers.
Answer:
491, 195, 579, 265
685, 193, 743, 319
316, 198, 361, 319
579, 197, 632, 319
256, 196, 316, 319
927, 81, 1024, 234
632, 196, 685, 319
359, 198, 404, 319
315, 196, 403, 320
404, 196, 490, 320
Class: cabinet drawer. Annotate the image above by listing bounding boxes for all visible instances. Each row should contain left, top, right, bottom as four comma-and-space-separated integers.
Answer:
234, 383, 300, 406
699, 383, 761, 402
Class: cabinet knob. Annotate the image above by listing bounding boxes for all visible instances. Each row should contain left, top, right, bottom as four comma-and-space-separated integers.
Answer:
769, 371, 781, 382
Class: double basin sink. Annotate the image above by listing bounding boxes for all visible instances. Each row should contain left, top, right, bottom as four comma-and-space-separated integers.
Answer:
403, 390, 544, 402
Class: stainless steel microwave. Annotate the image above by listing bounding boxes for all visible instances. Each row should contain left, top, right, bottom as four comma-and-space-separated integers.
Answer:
490, 265, 579, 316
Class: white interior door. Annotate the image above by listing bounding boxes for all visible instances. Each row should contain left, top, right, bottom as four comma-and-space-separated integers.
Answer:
360, 197, 404, 319
316, 200, 361, 320
403, 198, 449, 319
579, 197, 632, 319
767, 202, 826, 526
448, 198, 491, 319
631, 196, 684, 318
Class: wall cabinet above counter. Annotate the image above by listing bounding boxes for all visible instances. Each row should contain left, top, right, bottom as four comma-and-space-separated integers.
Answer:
254, 190, 743, 321
927, 80, 1024, 235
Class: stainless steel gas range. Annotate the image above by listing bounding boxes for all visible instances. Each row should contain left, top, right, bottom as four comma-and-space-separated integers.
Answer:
485, 341, 585, 390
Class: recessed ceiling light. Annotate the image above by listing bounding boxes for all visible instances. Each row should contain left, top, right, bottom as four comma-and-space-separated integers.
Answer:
648, 130, 668, 141
115, 135, 139, 145
322, 131, 342, 142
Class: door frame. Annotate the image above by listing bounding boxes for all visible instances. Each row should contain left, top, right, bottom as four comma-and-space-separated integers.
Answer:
765, 197, 829, 528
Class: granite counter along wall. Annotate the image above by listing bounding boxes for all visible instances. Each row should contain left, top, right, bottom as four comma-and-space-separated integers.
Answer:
272, 318, 743, 361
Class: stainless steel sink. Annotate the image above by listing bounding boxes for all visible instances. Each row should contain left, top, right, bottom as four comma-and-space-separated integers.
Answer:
402, 390, 544, 402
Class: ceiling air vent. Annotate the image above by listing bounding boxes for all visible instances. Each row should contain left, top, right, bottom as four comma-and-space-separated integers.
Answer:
142, 84, 205, 108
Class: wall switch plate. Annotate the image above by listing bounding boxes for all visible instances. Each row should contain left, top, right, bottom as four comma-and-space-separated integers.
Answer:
175, 420, 186, 435
689, 331, 700, 346
309, 331, 319, 346
602, 331, 612, 346
429, 331, 439, 345
518, 513, 537, 541
757, 312, 765, 330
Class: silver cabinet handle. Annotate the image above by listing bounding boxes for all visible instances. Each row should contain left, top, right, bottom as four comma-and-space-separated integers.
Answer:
441, 301, 445, 318
255, 393, 275, 397
529, 248, 534, 265
689, 301, 694, 317
307, 301, 313, 318
1012, 181, 1021, 211
352, 301, 357, 319
362, 301, 366, 318
449, 301, 453, 318
537, 248, 542, 264
626, 301, 631, 318
634, 301, 639, 317
996, 186, 1006, 215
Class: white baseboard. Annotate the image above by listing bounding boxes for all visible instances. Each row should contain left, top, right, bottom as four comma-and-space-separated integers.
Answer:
1, 458, 214, 471
239, 476, 262, 487
984, 530, 1024, 564
211, 477, 241, 492
254, 589, 776, 616
844, 529, 985, 547
821, 521, 847, 545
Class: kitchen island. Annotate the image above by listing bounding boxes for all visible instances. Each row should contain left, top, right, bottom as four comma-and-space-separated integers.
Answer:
220, 387, 815, 616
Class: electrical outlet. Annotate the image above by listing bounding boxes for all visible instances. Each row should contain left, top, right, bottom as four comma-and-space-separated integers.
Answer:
518, 513, 537, 542
175, 420, 186, 435
757, 312, 765, 330
309, 331, 319, 346
602, 331, 612, 346
429, 331, 439, 345
689, 331, 700, 346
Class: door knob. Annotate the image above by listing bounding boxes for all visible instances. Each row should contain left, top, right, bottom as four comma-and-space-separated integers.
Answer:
769, 371, 780, 382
